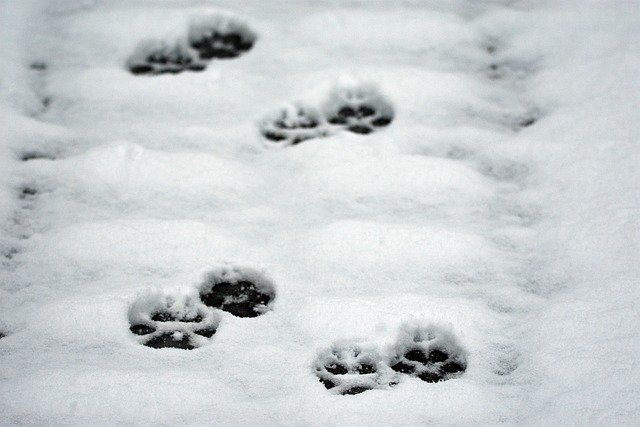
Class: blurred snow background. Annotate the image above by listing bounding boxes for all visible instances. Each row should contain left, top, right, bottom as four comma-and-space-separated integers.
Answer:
0, 0, 638, 425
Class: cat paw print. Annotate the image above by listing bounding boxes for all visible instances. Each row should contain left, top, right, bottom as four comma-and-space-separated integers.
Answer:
314, 343, 396, 395
323, 83, 394, 135
128, 291, 220, 350
126, 40, 205, 75
259, 82, 394, 146
188, 14, 256, 60
390, 325, 467, 383
259, 103, 329, 146
127, 13, 256, 76
198, 266, 276, 318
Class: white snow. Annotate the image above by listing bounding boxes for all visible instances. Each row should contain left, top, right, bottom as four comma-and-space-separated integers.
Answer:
1, 0, 638, 425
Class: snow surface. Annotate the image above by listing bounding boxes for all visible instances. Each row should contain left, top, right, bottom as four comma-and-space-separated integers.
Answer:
1, 0, 638, 425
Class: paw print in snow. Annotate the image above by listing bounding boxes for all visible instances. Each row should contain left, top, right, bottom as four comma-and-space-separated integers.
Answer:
314, 344, 396, 395
390, 325, 467, 383
128, 291, 220, 350
126, 40, 204, 75
199, 266, 276, 318
188, 14, 256, 60
323, 83, 394, 135
259, 103, 329, 146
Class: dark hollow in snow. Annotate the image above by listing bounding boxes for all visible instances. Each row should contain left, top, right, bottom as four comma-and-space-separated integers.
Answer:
30, 61, 48, 71
20, 152, 55, 161
145, 332, 194, 350
151, 312, 203, 323
518, 117, 537, 128
130, 324, 156, 335
0, 332, 5, 340
19, 187, 38, 199
391, 347, 465, 383
200, 280, 272, 318
2, 247, 19, 261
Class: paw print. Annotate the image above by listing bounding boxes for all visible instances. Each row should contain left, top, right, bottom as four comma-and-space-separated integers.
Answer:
323, 83, 394, 135
128, 291, 220, 350
126, 40, 204, 75
126, 13, 256, 76
259, 103, 329, 146
314, 344, 396, 395
198, 266, 276, 318
259, 82, 394, 146
390, 326, 467, 383
188, 14, 256, 60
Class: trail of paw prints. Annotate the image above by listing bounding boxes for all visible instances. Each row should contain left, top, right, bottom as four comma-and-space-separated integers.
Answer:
314, 343, 397, 395
481, 40, 541, 131
129, 267, 276, 350
389, 325, 467, 383
1, 182, 45, 268
259, 82, 394, 146
314, 325, 467, 395
128, 291, 221, 350
28, 60, 52, 115
127, 13, 256, 76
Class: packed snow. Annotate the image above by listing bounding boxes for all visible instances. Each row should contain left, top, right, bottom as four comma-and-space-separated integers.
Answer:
1, 0, 638, 425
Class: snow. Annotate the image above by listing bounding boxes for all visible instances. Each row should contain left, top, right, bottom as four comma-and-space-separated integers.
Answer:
1, 0, 639, 425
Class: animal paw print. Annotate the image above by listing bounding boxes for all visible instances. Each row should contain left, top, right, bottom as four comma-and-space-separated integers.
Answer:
259, 103, 328, 146
390, 326, 467, 383
128, 291, 220, 350
314, 344, 395, 395
126, 13, 256, 76
260, 82, 394, 146
126, 40, 205, 75
323, 83, 394, 135
188, 14, 256, 60
198, 266, 276, 318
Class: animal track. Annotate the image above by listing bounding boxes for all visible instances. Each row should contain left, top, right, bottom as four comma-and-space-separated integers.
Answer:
314, 344, 395, 395
128, 291, 220, 350
323, 84, 394, 135
20, 151, 55, 162
199, 266, 276, 318
126, 40, 205, 75
127, 14, 256, 76
188, 14, 256, 60
390, 326, 467, 383
260, 83, 394, 145
259, 103, 328, 146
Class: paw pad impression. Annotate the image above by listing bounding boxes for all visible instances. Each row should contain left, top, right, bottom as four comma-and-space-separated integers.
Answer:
128, 291, 220, 350
198, 266, 276, 318
259, 103, 328, 146
188, 14, 256, 60
314, 344, 394, 395
323, 84, 394, 135
390, 325, 467, 383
